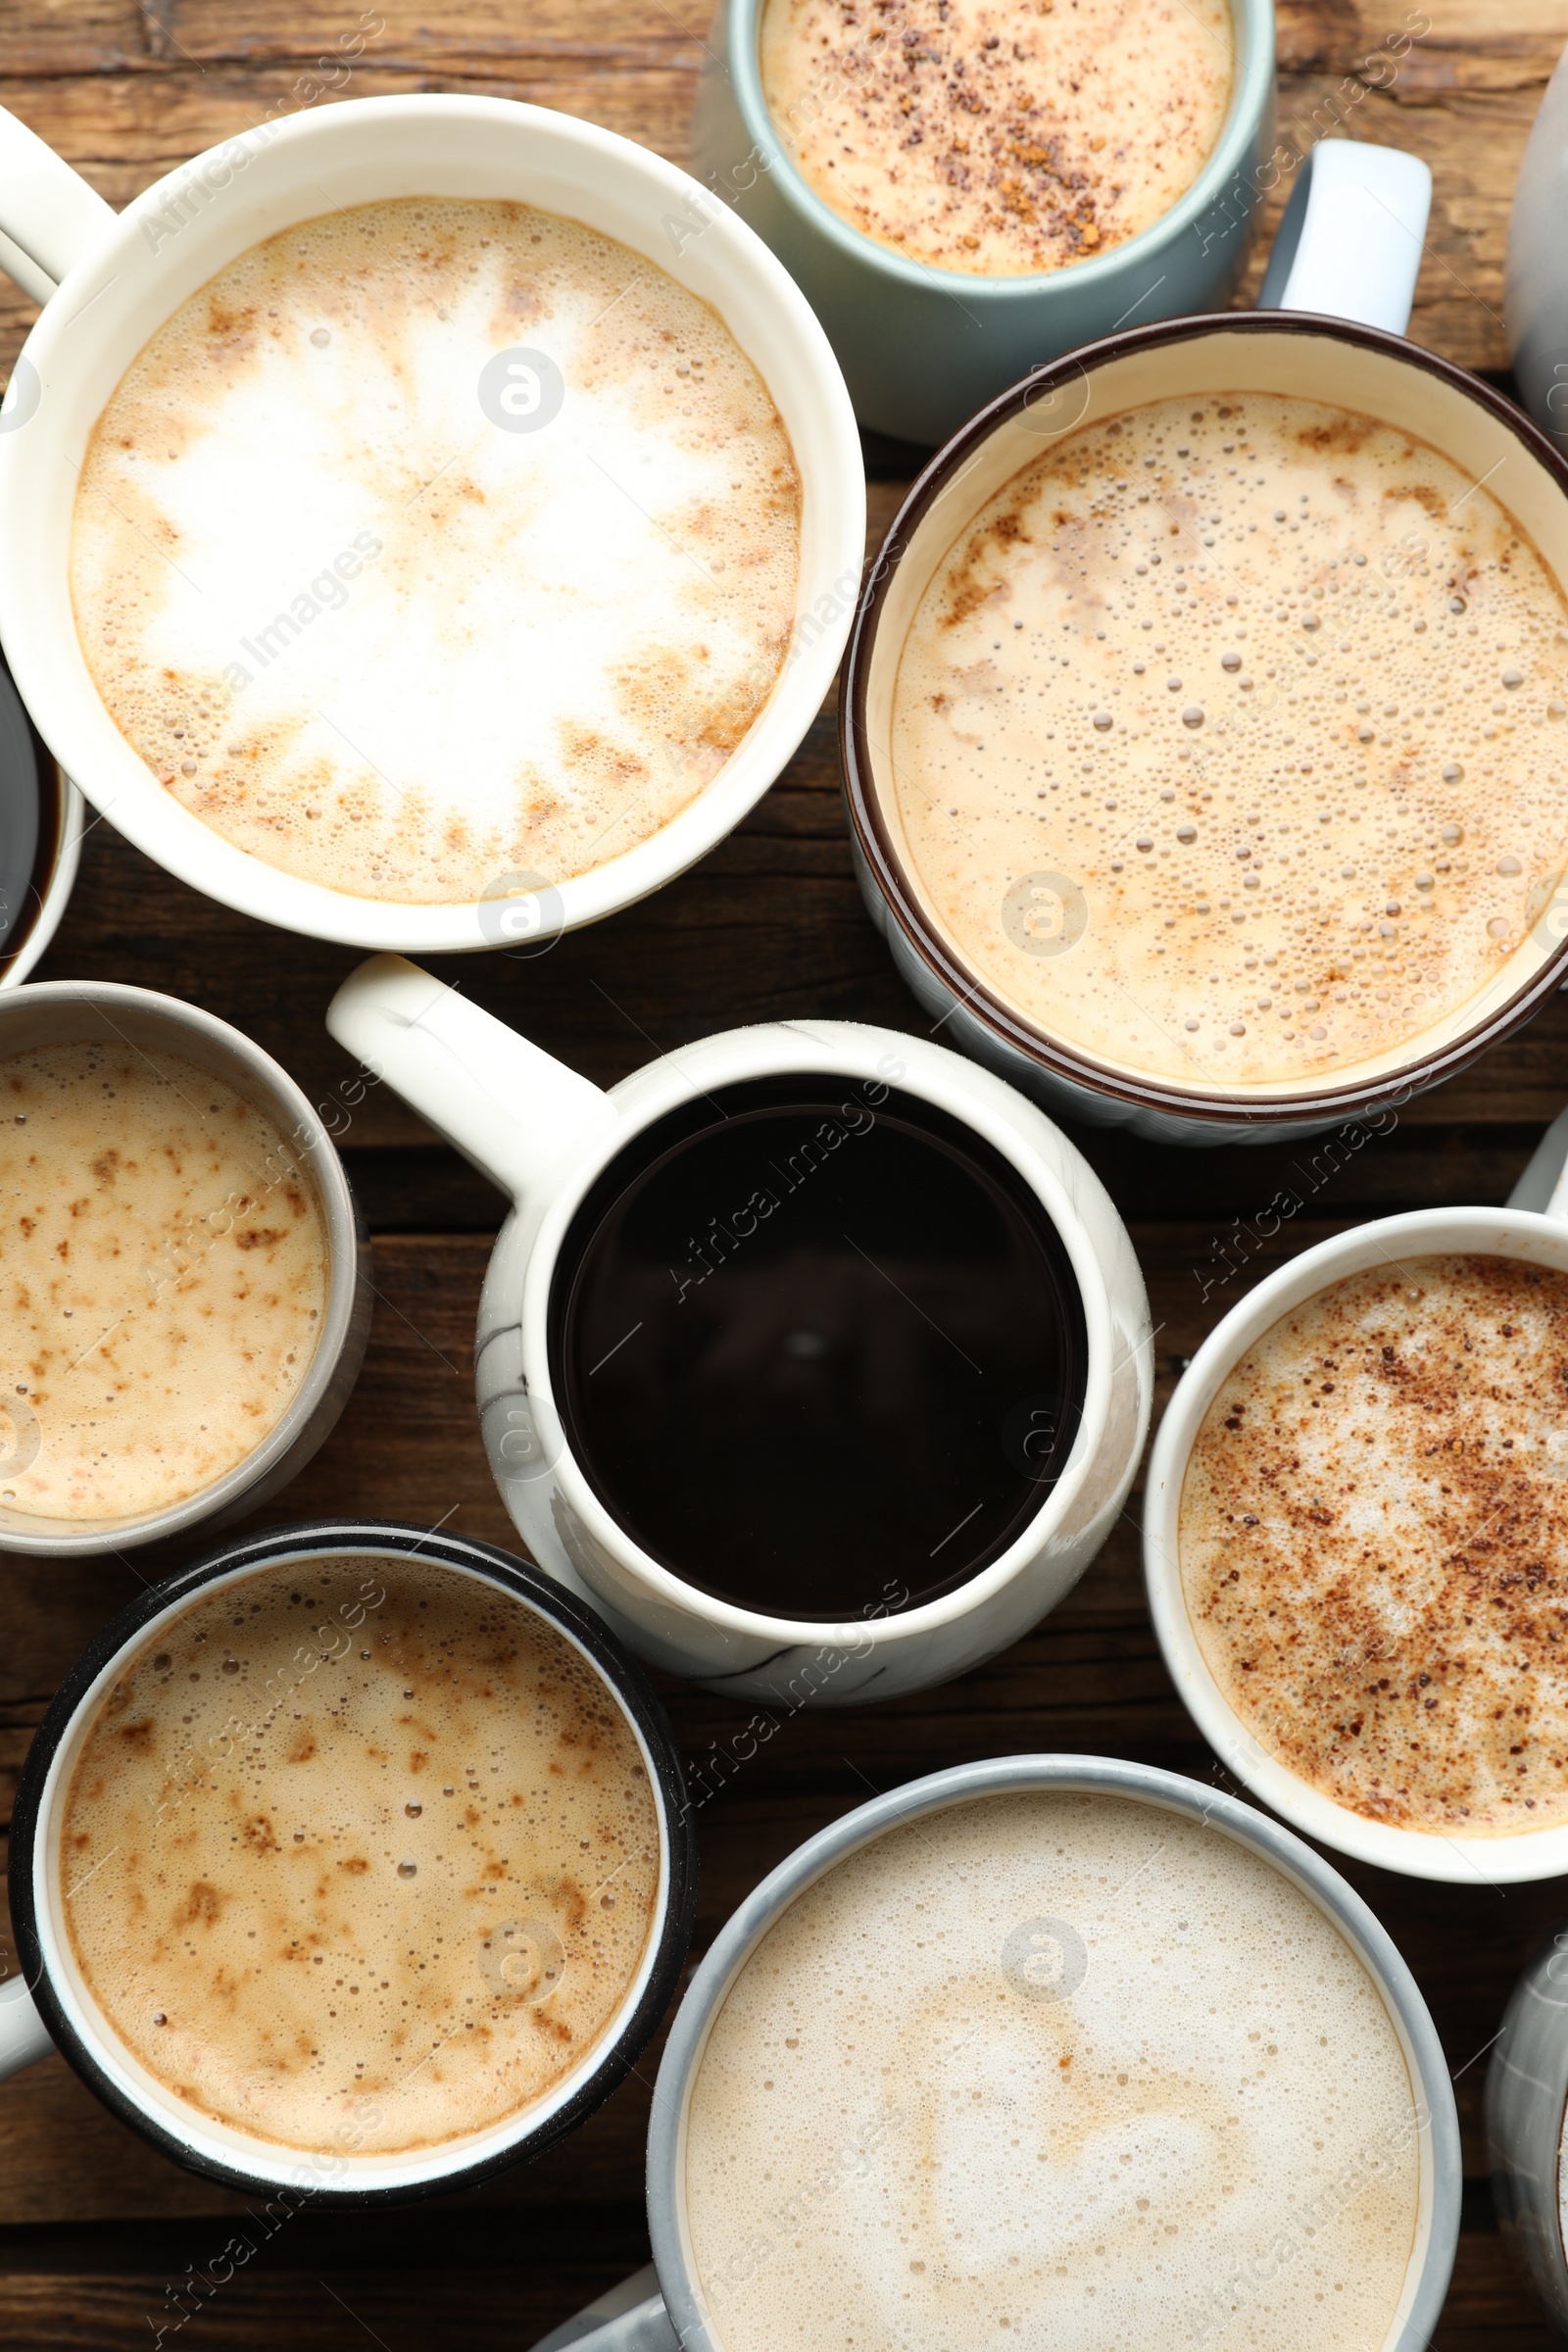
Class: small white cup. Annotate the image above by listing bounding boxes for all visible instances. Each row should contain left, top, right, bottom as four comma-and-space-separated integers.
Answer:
0, 95, 864, 952
326, 955, 1153, 1702
1145, 1125, 1568, 1883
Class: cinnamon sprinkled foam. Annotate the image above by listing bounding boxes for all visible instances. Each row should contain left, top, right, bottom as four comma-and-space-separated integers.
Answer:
71, 198, 802, 905
889, 393, 1568, 1093
61, 1551, 662, 2152
685, 1791, 1420, 2352
760, 0, 1233, 276
1181, 1253, 1568, 1836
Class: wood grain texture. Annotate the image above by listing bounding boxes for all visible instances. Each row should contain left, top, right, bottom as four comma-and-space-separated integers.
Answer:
1, 0, 1567, 2341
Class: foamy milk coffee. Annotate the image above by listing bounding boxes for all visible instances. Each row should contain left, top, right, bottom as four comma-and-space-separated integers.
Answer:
1181, 1253, 1568, 1837
889, 392, 1568, 1093
60, 1550, 662, 2153
684, 1791, 1421, 2352
760, 0, 1233, 276
70, 197, 803, 905
0, 1042, 325, 1519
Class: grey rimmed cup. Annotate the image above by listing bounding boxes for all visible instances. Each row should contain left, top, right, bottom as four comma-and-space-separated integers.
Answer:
528, 1754, 1461, 2352
691, 0, 1277, 446
1489, 1926, 1568, 2339
0, 981, 370, 1553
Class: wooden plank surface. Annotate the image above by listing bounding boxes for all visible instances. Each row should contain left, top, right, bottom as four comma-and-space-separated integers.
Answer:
3, 0, 1568, 2342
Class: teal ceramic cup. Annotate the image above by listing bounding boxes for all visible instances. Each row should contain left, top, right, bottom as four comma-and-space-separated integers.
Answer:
690, 0, 1276, 445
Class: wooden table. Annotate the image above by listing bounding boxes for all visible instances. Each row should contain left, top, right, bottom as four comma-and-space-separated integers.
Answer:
2, 1, 1567, 2342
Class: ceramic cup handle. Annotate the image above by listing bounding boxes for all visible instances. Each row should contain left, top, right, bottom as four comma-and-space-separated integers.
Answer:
326, 954, 610, 1204
0, 1974, 53, 2081
529, 2269, 678, 2352
1258, 137, 1433, 337
1508, 1106, 1568, 1222
0, 102, 117, 303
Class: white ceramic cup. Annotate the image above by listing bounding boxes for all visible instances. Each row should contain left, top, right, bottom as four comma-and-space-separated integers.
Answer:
326, 954, 1153, 1702
1144, 1117, 1568, 1883
527, 1755, 1461, 2352
0, 95, 864, 952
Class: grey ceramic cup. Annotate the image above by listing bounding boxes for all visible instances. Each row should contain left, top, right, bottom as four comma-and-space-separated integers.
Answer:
528, 1754, 1461, 2352
0, 981, 370, 1554
690, 0, 1277, 445
1489, 1928, 1568, 2338
1507, 38, 1568, 451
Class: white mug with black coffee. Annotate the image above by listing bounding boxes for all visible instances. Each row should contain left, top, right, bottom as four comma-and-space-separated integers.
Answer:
325, 955, 1152, 1700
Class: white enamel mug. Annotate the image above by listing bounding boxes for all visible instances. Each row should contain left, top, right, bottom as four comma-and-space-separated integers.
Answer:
1144, 1117, 1568, 1882
0, 95, 864, 951
326, 956, 1152, 1701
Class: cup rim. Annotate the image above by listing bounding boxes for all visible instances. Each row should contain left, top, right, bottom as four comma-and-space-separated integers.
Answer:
717, 0, 1276, 297
0, 979, 366, 1552
8, 1517, 699, 2203
1143, 1205, 1568, 1881
840, 307, 1568, 1131
511, 1021, 1119, 1647
644, 1752, 1460, 2352
0, 92, 864, 955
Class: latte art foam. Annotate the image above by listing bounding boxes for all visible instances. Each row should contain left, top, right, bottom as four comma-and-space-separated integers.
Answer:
890, 392, 1568, 1091
60, 1552, 662, 2153
71, 198, 802, 905
685, 1792, 1421, 2352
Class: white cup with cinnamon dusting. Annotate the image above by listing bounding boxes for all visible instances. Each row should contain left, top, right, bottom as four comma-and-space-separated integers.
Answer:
1145, 1129, 1568, 1883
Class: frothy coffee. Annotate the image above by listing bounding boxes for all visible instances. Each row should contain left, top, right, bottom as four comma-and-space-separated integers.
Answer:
889, 392, 1568, 1092
0, 1043, 325, 1520
1181, 1252, 1568, 1837
71, 198, 802, 905
685, 1791, 1420, 2352
60, 1551, 662, 2153
760, 0, 1233, 276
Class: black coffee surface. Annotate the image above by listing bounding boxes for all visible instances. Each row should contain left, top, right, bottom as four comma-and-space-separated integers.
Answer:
549, 1077, 1087, 1621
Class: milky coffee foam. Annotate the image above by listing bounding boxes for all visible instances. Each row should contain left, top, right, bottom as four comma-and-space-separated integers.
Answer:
71, 198, 803, 905
1182, 1252, 1568, 1838
61, 1551, 662, 2154
0, 1043, 325, 1521
760, 0, 1233, 276
890, 392, 1568, 1092
685, 1792, 1420, 2352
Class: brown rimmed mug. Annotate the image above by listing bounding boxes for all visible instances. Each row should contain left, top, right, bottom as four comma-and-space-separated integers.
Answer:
840, 141, 1568, 1146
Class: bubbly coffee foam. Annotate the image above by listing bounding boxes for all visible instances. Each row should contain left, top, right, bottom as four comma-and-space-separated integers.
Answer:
0, 1044, 324, 1520
890, 392, 1568, 1092
71, 198, 802, 905
1182, 1252, 1568, 1838
760, 0, 1233, 276
60, 1551, 662, 2154
685, 1791, 1420, 2352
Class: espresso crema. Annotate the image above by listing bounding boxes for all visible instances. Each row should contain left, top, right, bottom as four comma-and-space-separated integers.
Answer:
685, 1792, 1420, 2352
0, 1043, 325, 1520
60, 1552, 662, 2153
760, 0, 1234, 275
1181, 1253, 1568, 1837
889, 393, 1568, 1092
71, 197, 802, 905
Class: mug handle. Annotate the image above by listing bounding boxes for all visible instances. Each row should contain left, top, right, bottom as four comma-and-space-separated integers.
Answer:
0, 1974, 54, 2080
326, 954, 609, 1204
0, 103, 118, 303
1508, 1106, 1568, 1221
1257, 138, 1433, 337
529, 2270, 678, 2352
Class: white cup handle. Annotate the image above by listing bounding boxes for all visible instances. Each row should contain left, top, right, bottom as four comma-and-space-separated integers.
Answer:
0, 103, 117, 303
0, 1973, 53, 2080
326, 954, 609, 1204
1257, 138, 1432, 337
529, 2269, 677, 2352
1508, 1104, 1568, 1223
